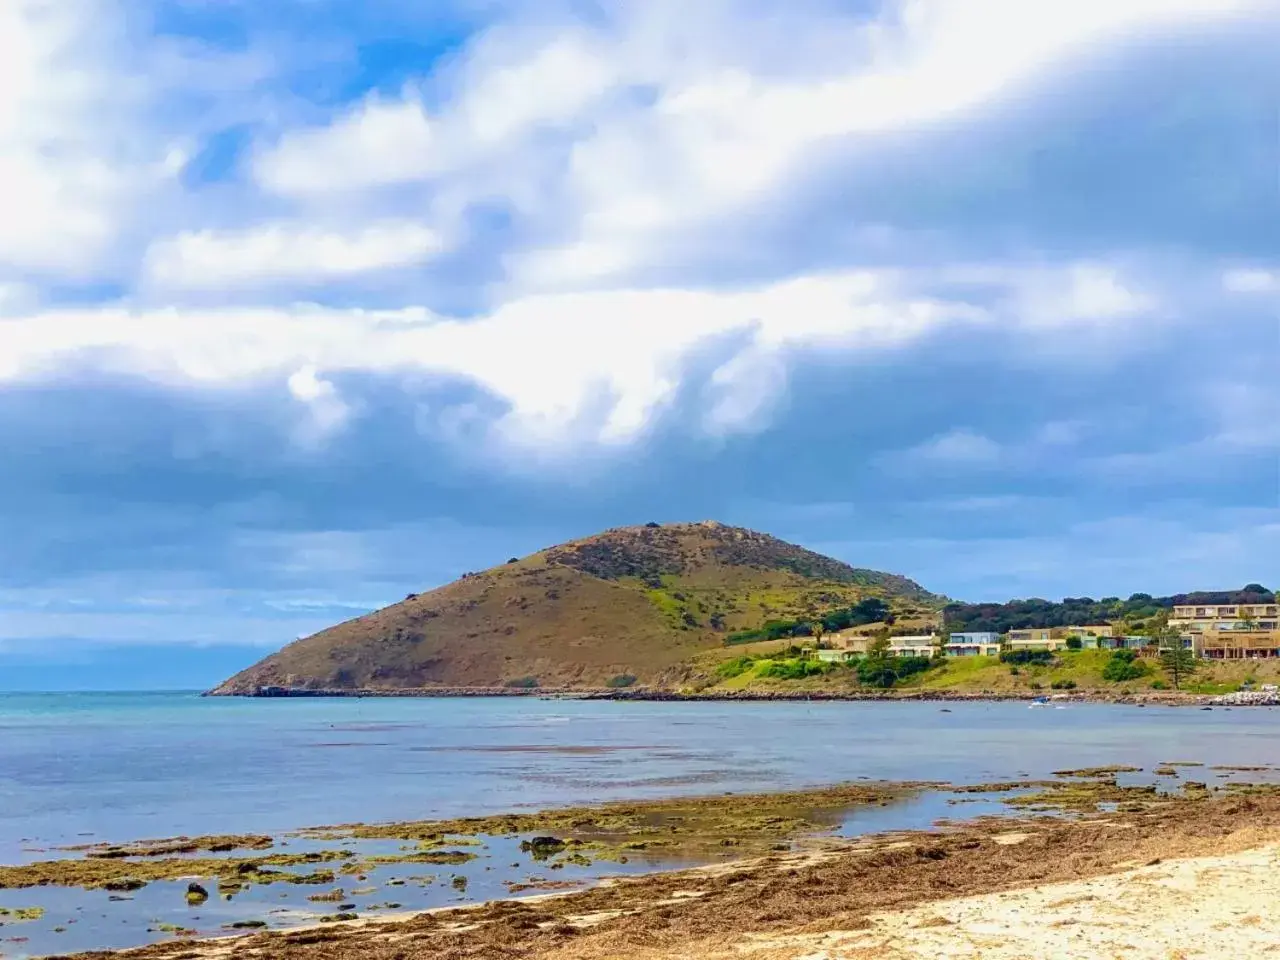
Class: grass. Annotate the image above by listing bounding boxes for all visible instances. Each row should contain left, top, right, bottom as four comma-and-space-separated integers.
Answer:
701, 649, 1280, 696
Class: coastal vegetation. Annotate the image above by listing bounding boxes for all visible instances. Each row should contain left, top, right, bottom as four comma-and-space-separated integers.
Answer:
699, 646, 1280, 698
943, 585, 1275, 634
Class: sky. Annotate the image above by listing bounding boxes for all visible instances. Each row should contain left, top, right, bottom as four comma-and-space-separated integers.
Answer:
0, 0, 1277, 690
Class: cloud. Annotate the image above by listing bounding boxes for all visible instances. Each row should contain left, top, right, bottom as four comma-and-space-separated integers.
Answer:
1223, 267, 1280, 293
0, 268, 1003, 451
889, 429, 1005, 467
286, 366, 352, 444
807, 506, 1280, 601
1, 0, 1277, 672
255, 96, 437, 197
0, 0, 273, 282
143, 222, 446, 289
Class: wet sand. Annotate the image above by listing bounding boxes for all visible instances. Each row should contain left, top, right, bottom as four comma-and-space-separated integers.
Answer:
56, 783, 1280, 960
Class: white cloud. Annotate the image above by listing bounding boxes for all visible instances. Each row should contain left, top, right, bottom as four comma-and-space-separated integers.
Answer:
245, 0, 1268, 295
143, 221, 446, 289
0, 0, 138, 275
1223, 268, 1280, 294
1011, 264, 1159, 327
503, 0, 1267, 291
0, 269, 989, 450
883, 416, 1098, 475
254, 32, 616, 200
255, 96, 437, 197
287, 366, 352, 445
899, 429, 1004, 465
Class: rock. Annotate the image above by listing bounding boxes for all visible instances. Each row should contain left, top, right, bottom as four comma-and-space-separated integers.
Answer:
520, 836, 568, 857
104, 878, 145, 892
185, 882, 210, 905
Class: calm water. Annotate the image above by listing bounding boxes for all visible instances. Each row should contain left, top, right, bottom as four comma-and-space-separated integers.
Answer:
1, 694, 1279, 957
4, 692, 1280, 860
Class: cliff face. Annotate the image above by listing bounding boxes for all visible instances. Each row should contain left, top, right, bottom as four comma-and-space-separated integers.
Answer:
210, 521, 937, 694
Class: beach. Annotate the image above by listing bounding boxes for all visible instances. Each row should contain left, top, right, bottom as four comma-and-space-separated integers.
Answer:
4, 693, 1279, 959
43, 779, 1280, 960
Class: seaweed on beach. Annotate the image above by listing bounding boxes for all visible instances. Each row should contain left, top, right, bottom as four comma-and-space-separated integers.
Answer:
0, 847, 476, 891
300, 781, 926, 862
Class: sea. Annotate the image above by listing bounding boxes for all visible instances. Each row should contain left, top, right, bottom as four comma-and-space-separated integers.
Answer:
1, 692, 1279, 956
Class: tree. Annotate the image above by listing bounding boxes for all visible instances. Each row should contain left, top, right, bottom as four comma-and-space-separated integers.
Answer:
932, 626, 950, 661
1157, 627, 1198, 690
1102, 649, 1147, 682
1238, 607, 1260, 633
802, 601, 827, 650
858, 635, 897, 688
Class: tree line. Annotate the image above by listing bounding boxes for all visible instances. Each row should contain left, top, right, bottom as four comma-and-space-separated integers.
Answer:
943, 585, 1274, 634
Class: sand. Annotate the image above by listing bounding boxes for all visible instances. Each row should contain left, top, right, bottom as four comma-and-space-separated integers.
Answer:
733, 845, 1280, 959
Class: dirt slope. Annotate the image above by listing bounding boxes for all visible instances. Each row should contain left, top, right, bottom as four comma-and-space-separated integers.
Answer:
210, 521, 936, 694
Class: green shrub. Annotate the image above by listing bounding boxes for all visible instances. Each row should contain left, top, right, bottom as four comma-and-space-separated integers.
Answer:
893, 656, 932, 679
1150, 679, 1168, 690
504, 676, 539, 689
606, 674, 637, 688
856, 657, 898, 688
1065, 637, 1083, 651
1050, 679, 1076, 690
1000, 650, 1055, 666
1029, 682, 1043, 691
715, 656, 756, 680
1009, 666, 1020, 676
1102, 650, 1148, 682
759, 659, 830, 681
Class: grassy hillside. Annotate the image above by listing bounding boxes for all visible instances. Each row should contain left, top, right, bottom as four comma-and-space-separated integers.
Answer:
211, 521, 937, 694
695, 647, 1280, 697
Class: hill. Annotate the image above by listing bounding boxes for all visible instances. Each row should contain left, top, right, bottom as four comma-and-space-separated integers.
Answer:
209, 521, 937, 694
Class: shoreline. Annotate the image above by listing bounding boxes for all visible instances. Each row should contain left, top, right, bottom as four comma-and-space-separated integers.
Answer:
205, 685, 1242, 706
52, 778, 1280, 960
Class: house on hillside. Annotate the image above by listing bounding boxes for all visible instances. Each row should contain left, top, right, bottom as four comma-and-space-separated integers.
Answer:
817, 649, 859, 663
1064, 624, 1115, 646
1006, 627, 1070, 652
945, 632, 1001, 657
1169, 602, 1279, 633
1196, 627, 1280, 660
887, 635, 939, 658
1092, 633, 1152, 651
1166, 602, 1280, 659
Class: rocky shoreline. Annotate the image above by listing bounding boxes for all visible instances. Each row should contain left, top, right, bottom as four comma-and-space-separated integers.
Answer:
51, 778, 1280, 960
205, 684, 1244, 707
